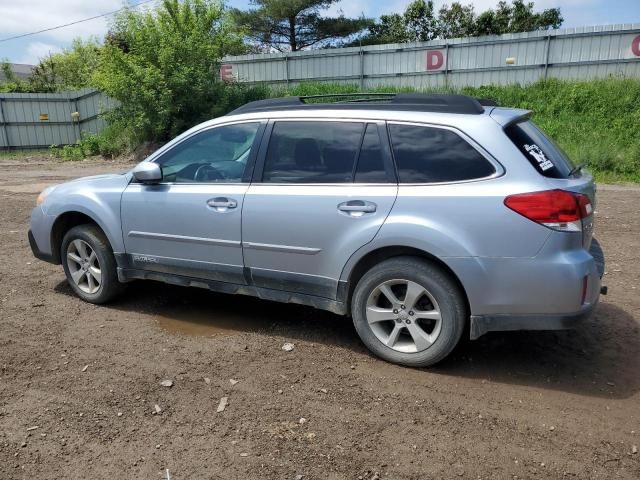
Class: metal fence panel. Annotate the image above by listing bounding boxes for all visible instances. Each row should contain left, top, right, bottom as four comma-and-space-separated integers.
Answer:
0, 89, 110, 149
3, 25, 640, 149
222, 23, 640, 88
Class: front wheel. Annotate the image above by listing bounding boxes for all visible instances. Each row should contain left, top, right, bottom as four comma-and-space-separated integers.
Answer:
61, 224, 123, 304
351, 257, 467, 367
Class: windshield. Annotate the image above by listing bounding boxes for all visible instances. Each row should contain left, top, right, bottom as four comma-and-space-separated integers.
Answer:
504, 120, 576, 179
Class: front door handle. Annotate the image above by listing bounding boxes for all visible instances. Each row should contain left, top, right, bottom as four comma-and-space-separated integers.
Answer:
207, 197, 237, 211
338, 200, 377, 216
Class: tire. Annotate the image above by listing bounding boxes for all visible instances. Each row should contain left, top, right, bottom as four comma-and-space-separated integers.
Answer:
351, 256, 467, 367
61, 224, 124, 304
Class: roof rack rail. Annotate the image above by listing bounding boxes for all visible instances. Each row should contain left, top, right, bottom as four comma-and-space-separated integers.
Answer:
301, 93, 395, 101
228, 93, 487, 115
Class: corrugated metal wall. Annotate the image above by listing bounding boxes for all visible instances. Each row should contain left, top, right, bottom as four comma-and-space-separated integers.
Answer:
0, 88, 112, 149
221, 24, 640, 89
3, 24, 639, 149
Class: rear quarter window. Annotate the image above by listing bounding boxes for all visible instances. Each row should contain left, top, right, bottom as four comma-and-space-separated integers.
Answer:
504, 120, 575, 179
389, 124, 495, 183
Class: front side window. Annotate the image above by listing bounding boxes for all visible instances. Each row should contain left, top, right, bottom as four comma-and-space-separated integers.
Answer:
262, 121, 364, 183
389, 124, 495, 183
156, 122, 260, 183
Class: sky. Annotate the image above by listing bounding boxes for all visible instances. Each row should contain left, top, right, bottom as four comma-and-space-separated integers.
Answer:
0, 0, 638, 65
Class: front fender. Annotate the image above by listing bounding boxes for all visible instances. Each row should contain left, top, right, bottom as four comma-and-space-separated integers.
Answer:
45, 174, 129, 253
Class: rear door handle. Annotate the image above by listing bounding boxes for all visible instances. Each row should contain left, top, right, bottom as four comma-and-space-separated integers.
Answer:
207, 197, 237, 210
338, 200, 377, 216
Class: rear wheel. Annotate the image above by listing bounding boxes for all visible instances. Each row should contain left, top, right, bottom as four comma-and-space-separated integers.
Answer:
351, 257, 466, 367
61, 225, 123, 304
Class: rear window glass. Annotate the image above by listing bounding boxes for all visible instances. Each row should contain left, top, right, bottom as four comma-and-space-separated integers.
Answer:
504, 120, 575, 178
389, 124, 495, 183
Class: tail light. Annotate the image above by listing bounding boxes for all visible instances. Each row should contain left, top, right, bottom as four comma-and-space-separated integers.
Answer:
504, 189, 593, 232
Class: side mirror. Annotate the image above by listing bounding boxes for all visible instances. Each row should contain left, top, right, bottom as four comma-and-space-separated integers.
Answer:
132, 162, 162, 184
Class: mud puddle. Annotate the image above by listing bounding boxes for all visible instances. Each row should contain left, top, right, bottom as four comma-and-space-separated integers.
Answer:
156, 308, 267, 337
150, 292, 282, 337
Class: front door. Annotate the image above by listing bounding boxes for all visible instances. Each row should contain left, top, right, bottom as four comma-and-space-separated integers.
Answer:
121, 121, 264, 284
242, 120, 398, 299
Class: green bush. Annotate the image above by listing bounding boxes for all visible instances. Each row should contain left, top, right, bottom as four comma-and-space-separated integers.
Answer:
92, 0, 248, 144
50, 125, 131, 161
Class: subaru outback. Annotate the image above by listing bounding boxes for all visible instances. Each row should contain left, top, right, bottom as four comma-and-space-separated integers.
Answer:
29, 93, 604, 367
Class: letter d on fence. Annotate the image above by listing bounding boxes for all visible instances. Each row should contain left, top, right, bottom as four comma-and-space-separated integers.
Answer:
632, 35, 640, 57
426, 50, 445, 71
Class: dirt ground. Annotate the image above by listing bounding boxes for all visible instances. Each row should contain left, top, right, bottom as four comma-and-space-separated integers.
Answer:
0, 157, 638, 480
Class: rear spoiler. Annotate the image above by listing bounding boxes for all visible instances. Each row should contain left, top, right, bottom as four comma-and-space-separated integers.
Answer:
489, 108, 532, 127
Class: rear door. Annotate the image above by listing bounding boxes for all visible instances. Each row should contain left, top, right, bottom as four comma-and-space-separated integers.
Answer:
242, 119, 398, 299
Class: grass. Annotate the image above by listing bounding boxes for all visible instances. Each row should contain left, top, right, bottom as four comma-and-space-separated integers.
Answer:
0, 149, 52, 160
270, 77, 640, 184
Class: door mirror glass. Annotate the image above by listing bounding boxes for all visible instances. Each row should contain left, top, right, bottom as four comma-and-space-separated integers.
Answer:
132, 162, 162, 184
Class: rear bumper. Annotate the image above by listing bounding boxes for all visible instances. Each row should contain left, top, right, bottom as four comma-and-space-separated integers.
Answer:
466, 238, 605, 340
469, 301, 597, 339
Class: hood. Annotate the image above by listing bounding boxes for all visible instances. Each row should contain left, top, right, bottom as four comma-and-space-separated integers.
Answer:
64, 173, 127, 184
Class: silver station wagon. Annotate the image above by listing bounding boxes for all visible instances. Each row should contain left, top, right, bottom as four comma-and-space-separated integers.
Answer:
29, 93, 605, 367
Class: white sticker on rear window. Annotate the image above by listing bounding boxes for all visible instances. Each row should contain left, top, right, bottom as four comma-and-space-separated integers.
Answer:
524, 144, 554, 171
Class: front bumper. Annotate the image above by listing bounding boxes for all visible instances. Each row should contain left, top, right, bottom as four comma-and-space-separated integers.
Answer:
28, 229, 57, 264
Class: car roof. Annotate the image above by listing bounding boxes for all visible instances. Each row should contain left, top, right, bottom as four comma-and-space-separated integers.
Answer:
216, 93, 530, 129
229, 93, 489, 116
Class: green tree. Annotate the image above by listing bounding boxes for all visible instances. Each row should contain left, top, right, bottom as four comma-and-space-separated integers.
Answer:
361, 0, 563, 44
232, 0, 372, 51
0, 61, 31, 93
93, 0, 248, 142
474, 0, 562, 36
28, 38, 101, 92
404, 0, 439, 41
1, 39, 100, 93
356, 1, 437, 45
437, 3, 475, 39
365, 14, 410, 44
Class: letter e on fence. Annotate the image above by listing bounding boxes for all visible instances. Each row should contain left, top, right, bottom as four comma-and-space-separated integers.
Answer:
220, 64, 234, 82
632, 35, 640, 57
426, 50, 445, 71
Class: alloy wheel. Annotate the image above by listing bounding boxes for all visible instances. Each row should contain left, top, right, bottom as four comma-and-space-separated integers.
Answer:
66, 239, 102, 294
365, 279, 442, 353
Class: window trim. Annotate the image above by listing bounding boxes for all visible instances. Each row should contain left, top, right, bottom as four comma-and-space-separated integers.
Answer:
251, 118, 397, 186
386, 121, 504, 186
133, 119, 267, 186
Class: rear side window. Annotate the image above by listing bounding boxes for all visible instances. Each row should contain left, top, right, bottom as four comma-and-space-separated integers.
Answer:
354, 124, 388, 183
504, 120, 575, 178
263, 121, 363, 183
389, 124, 495, 183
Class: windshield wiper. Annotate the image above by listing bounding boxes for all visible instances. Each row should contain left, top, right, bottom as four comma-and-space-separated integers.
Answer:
568, 163, 585, 177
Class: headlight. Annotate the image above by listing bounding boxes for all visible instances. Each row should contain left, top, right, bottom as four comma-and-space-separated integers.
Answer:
36, 185, 57, 206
